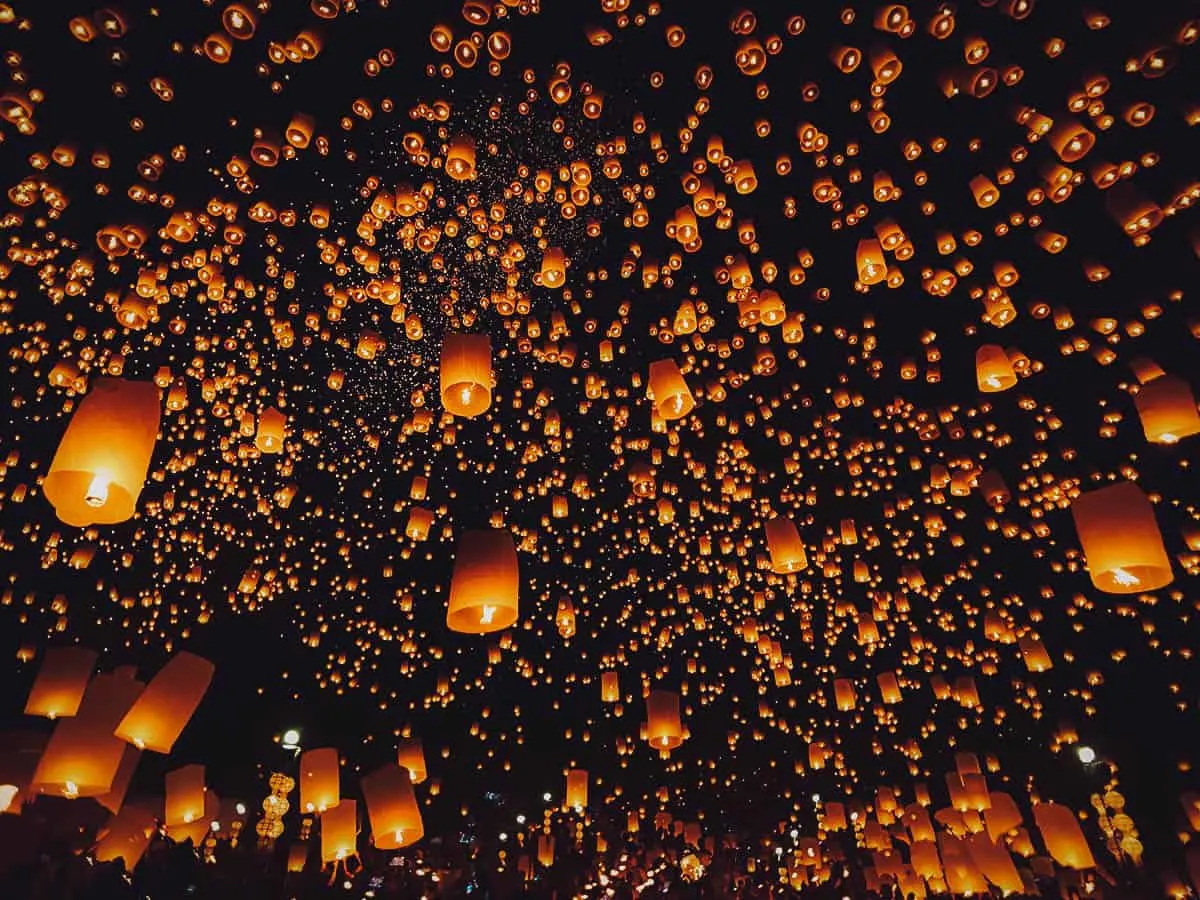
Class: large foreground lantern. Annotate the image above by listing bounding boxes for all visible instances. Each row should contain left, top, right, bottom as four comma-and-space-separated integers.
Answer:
645, 689, 684, 751
300, 747, 340, 813
24, 646, 98, 719
43, 377, 161, 526
446, 529, 519, 633
763, 516, 807, 573
114, 651, 214, 753
565, 769, 588, 809
1033, 802, 1097, 870
1135, 374, 1200, 444
440, 334, 493, 417
647, 359, 695, 420
1070, 481, 1172, 594
31, 667, 145, 798
975, 344, 1017, 392
320, 798, 359, 864
362, 762, 424, 850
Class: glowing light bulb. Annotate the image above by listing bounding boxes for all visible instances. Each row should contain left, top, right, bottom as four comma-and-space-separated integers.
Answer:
1110, 567, 1140, 587
85, 473, 110, 508
480, 604, 497, 625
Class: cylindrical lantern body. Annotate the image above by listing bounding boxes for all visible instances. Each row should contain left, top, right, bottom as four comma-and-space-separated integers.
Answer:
164, 764, 206, 827
43, 378, 161, 526
1135, 374, 1200, 444
537, 834, 555, 867
645, 689, 683, 750
114, 651, 214, 753
93, 804, 156, 870
1033, 802, 1096, 870
601, 670, 620, 703
565, 769, 588, 809
31, 668, 145, 798
255, 407, 286, 453
647, 359, 695, 420
361, 762, 424, 850
320, 798, 358, 864
446, 529, 519, 633
975, 345, 1016, 392
24, 646, 98, 719
764, 517, 807, 573
440, 334, 493, 417
300, 747, 340, 814
397, 738, 427, 784
1070, 481, 1172, 593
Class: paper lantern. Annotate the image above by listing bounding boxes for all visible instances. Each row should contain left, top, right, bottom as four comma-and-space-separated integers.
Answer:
537, 834, 555, 867
539, 247, 566, 288
1070, 481, 1172, 593
114, 651, 214, 753
975, 345, 1016, 392
168, 787, 220, 845
287, 842, 310, 873
565, 768, 588, 809
405, 506, 434, 541
361, 762, 424, 850
1135, 374, 1200, 444
93, 804, 156, 870
984, 792, 1024, 842
877, 671, 903, 704
647, 359, 695, 420
856, 238, 888, 285
764, 516, 807, 573
446, 529, 520, 633
300, 747, 340, 813
164, 763, 206, 827
320, 798, 358, 863
1033, 802, 1096, 870
254, 407, 287, 453
31, 667, 144, 798
601, 670, 620, 703
645, 689, 684, 750
1048, 118, 1095, 162
43, 378, 161, 526
444, 135, 477, 181
939, 835, 989, 895
96, 744, 141, 815
440, 334, 493, 417
397, 737, 427, 784
24, 646, 98, 719
834, 678, 857, 711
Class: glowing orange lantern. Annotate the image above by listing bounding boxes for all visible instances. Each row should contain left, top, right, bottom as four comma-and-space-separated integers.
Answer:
446, 529, 520, 633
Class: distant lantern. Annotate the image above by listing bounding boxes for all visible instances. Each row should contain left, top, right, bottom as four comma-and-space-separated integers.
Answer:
601, 670, 620, 703
361, 762, 424, 850
24, 646, 98, 719
975, 345, 1016, 392
113, 651, 215, 753
397, 737, 427, 784
164, 764, 206, 827
320, 798, 358, 864
1135, 374, 1200, 444
31, 668, 145, 798
645, 689, 684, 751
43, 378, 162, 527
764, 516, 807, 573
1047, 118, 1096, 162
300, 747, 340, 813
856, 238, 888, 285
539, 247, 567, 288
446, 529, 520, 633
440, 334, 493, 418
1070, 481, 1172, 594
647, 359, 695, 420
444, 135, 477, 181
564, 769, 589, 810
1033, 803, 1097, 870
537, 834, 555, 867
255, 407, 287, 453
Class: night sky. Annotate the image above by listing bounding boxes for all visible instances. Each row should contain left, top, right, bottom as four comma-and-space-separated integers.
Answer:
1, 0, 1199, 893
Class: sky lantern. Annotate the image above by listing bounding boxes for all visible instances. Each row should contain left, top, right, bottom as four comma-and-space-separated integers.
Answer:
601, 670, 620, 703
539, 247, 566, 288
361, 762, 424, 849
31, 668, 145, 798
93, 804, 156, 870
645, 689, 684, 751
164, 764, 206, 827
300, 747, 340, 813
440, 334, 493, 418
565, 768, 588, 809
446, 529, 520, 633
24, 647, 98, 720
43, 378, 162, 527
763, 516, 807, 573
1134, 374, 1200, 444
254, 407, 287, 454
397, 737, 427, 784
855, 238, 888, 285
444, 135, 477, 180
113, 652, 214, 753
1034, 802, 1097, 870
320, 798, 359, 864
647, 359, 695, 420
1070, 481, 1172, 594
975, 345, 1016, 392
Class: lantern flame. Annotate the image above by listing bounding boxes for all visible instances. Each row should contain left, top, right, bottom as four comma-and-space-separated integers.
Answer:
1110, 567, 1140, 587
480, 604, 497, 626
85, 473, 110, 508
63, 780, 79, 799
